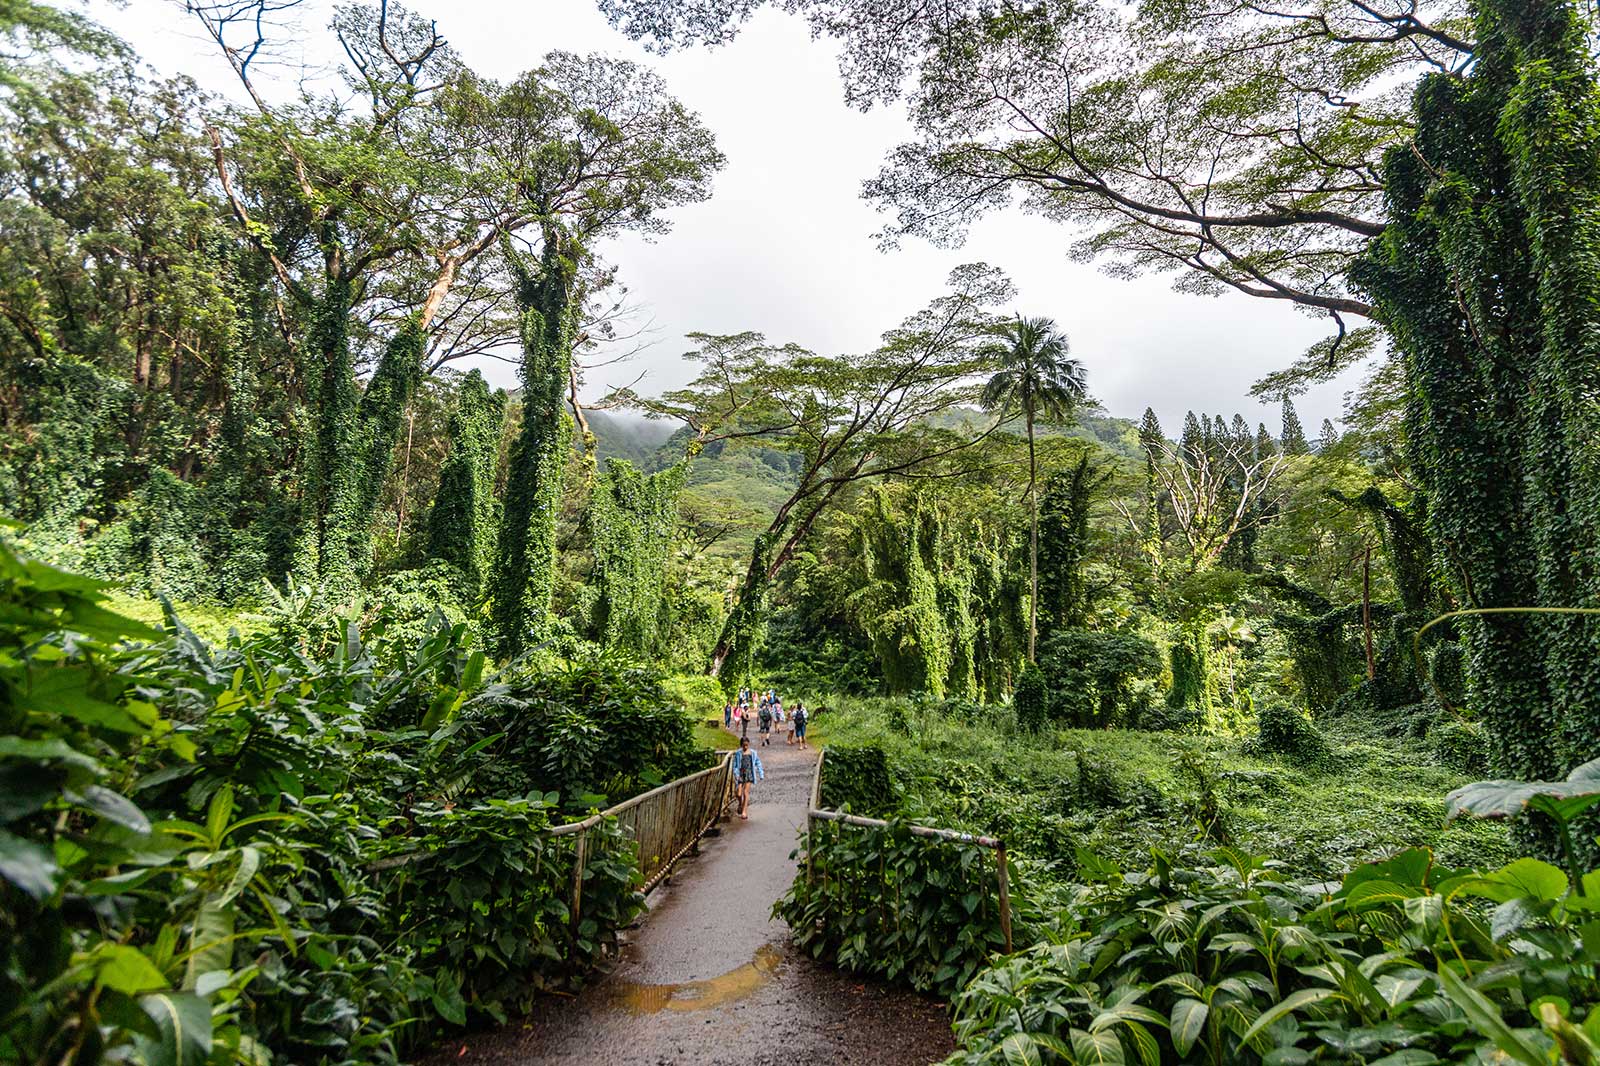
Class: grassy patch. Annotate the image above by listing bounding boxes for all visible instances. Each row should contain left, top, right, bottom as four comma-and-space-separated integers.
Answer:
811, 696, 1513, 880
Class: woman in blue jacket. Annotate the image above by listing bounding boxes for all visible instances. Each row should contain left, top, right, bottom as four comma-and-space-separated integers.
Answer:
734, 735, 764, 819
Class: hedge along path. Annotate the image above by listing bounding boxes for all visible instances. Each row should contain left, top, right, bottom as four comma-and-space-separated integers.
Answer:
432, 732, 954, 1066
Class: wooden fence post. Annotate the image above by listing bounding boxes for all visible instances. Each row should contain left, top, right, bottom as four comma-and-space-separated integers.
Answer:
571, 828, 587, 934
996, 841, 1012, 954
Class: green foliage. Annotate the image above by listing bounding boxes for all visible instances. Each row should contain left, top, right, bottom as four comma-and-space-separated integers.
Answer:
820, 745, 896, 816
589, 458, 688, 656
778, 817, 1024, 998
941, 844, 1600, 1066
1245, 702, 1332, 766
1351, 0, 1600, 828
427, 370, 507, 594
451, 655, 712, 808
1167, 633, 1207, 710
808, 697, 1512, 881
1036, 454, 1099, 637
660, 673, 726, 719
492, 233, 581, 657
1434, 718, 1490, 775
388, 799, 642, 1018
1038, 628, 1162, 729
0, 543, 678, 1064
1014, 662, 1049, 733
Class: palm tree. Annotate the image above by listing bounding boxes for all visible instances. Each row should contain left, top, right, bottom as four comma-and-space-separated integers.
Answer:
979, 315, 1088, 662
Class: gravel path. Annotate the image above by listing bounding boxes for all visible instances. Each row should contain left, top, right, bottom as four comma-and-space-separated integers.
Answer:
426, 734, 955, 1066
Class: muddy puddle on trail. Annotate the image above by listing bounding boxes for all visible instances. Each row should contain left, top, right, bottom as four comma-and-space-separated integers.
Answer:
606, 944, 784, 1014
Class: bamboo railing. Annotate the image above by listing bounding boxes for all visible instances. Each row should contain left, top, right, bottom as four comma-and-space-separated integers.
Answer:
551, 750, 736, 928
805, 750, 1012, 953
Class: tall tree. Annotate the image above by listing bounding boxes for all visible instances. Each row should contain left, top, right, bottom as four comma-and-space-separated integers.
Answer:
977, 315, 1087, 660
425, 370, 505, 593
1351, 0, 1600, 809
1281, 399, 1310, 456
486, 54, 722, 656
624, 264, 1015, 687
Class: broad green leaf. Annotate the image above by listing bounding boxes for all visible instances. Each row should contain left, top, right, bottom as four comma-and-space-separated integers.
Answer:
94, 944, 168, 993
1170, 998, 1209, 1056
184, 899, 235, 988
69, 785, 151, 834
17, 668, 145, 733
1455, 858, 1569, 903
136, 991, 212, 1066
0, 829, 58, 898
0, 735, 102, 769
215, 847, 260, 906
1435, 966, 1545, 1066
999, 1033, 1041, 1066
1239, 987, 1338, 1046
1070, 1026, 1126, 1066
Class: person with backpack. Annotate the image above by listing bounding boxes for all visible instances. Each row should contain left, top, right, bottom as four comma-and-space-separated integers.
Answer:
757, 699, 774, 746
734, 735, 764, 819
792, 702, 809, 750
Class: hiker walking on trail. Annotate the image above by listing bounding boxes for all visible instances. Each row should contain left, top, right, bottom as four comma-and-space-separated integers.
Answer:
735, 736, 764, 819
793, 702, 809, 749
724, 701, 733, 727
757, 700, 773, 746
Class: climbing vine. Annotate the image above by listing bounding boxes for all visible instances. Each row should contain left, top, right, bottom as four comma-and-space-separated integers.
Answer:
427, 370, 506, 595
491, 229, 581, 657
1352, 0, 1600, 798
589, 457, 688, 656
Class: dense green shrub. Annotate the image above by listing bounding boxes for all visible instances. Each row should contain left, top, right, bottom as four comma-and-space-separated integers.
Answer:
1039, 629, 1162, 728
1245, 702, 1332, 765
0, 544, 678, 1065
778, 817, 1022, 997
942, 845, 1600, 1065
1014, 662, 1049, 732
820, 744, 896, 815
455, 655, 713, 808
660, 672, 726, 719
388, 799, 643, 1020
1433, 718, 1490, 775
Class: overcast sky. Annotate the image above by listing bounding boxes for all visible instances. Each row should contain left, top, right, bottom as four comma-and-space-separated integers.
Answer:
94, 0, 1370, 434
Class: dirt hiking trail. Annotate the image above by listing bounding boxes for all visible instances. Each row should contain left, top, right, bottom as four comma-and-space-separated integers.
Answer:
427, 733, 955, 1066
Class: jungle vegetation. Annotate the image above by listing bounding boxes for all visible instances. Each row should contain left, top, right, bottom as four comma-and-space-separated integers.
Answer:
6, 0, 1600, 1063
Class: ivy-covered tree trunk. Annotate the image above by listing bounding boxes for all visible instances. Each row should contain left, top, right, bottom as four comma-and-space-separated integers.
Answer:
427, 369, 506, 595
712, 529, 776, 694
590, 458, 689, 656
1354, 0, 1600, 803
296, 280, 359, 584
341, 317, 425, 580
491, 230, 580, 658
1038, 454, 1096, 639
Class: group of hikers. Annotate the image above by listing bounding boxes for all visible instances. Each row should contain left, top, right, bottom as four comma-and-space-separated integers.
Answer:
725, 688, 813, 820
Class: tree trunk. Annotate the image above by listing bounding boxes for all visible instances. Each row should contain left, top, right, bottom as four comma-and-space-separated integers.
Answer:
1362, 544, 1376, 681
1027, 407, 1039, 663
490, 230, 580, 658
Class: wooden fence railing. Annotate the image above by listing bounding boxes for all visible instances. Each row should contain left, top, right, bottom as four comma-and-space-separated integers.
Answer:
552, 750, 736, 928
805, 750, 1012, 953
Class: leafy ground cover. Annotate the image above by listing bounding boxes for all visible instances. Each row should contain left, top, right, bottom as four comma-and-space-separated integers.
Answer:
811, 697, 1512, 880
786, 698, 1600, 1064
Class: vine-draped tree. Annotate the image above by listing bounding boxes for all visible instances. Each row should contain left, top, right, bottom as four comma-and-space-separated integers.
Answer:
621, 264, 1015, 689
1351, 0, 1600, 805
977, 315, 1087, 661
588, 458, 691, 656
425, 370, 506, 594
486, 55, 723, 656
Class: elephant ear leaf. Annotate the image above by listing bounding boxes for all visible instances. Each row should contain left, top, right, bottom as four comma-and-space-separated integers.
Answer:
1445, 759, 1600, 824
136, 991, 212, 1066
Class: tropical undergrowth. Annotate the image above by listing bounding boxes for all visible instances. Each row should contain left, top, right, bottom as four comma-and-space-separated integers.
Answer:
787, 696, 1600, 1064
0, 541, 713, 1065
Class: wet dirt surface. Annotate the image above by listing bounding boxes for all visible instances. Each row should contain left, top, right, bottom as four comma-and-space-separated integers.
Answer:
423, 735, 955, 1066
